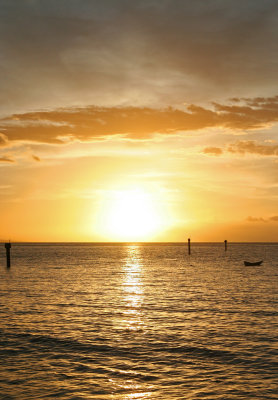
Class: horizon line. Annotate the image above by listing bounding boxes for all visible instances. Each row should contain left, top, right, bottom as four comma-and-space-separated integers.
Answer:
1, 240, 277, 245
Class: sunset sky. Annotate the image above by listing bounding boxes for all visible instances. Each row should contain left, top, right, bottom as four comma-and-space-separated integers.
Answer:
0, 0, 278, 242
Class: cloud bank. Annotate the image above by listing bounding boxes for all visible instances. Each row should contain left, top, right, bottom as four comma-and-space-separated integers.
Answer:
1, 1, 278, 113
1, 96, 278, 145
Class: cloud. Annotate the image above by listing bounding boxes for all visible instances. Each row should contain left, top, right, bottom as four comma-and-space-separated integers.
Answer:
0, 157, 14, 163
0, 133, 8, 147
1, 1, 278, 114
246, 216, 266, 222
203, 147, 223, 156
247, 215, 278, 223
228, 140, 278, 156
1, 96, 278, 144
213, 95, 278, 129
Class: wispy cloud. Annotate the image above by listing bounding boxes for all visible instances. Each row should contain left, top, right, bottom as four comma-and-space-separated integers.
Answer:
0, 133, 8, 147
32, 155, 41, 162
202, 139, 278, 158
247, 215, 278, 223
228, 140, 278, 156
0, 157, 14, 163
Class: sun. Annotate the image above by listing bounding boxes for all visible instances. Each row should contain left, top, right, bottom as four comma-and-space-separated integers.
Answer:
98, 188, 163, 241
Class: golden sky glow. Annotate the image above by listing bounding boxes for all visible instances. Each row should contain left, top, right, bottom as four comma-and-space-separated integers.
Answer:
0, 1, 278, 242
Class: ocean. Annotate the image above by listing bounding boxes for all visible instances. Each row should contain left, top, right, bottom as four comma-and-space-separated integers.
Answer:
0, 242, 277, 399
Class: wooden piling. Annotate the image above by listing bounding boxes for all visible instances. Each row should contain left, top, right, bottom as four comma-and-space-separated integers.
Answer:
188, 238, 191, 255
5, 242, 11, 268
224, 240, 227, 251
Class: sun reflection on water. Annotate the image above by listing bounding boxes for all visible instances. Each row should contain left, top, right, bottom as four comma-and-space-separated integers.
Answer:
109, 246, 155, 398
118, 245, 145, 331
123, 392, 153, 399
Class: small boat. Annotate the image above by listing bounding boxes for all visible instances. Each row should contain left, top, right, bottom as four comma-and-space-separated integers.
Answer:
244, 260, 263, 266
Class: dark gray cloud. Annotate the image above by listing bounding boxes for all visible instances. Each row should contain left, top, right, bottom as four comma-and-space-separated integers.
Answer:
1, 0, 278, 114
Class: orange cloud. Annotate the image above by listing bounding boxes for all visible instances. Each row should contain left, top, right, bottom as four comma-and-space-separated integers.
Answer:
1, 96, 278, 145
0, 157, 14, 163
0, 133, 8, 147
228, 141, 278, 156
247, 215, 278, 223
213, 95, 278, 129
202, 147, 223, 156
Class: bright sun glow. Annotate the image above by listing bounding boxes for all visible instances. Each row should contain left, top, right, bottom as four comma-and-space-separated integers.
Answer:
98, 188, 164, 241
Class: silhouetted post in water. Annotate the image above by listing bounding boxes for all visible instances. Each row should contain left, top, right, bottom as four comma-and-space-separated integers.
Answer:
224, 240, 227, 251
188, 238, 191, 255
5, 242, 11, 268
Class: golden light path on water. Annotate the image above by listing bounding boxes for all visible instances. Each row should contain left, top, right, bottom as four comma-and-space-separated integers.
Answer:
112, 245, 153, 399
121, 246, 144, 330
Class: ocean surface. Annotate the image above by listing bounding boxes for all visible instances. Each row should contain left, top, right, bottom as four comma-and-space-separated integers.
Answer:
0, 242, 277, 400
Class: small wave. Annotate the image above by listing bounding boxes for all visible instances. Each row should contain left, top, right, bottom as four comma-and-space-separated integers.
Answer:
157, 344, 278, 371
1, 329, 277, 374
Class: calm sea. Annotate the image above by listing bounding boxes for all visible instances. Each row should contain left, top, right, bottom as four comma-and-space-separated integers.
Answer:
0, 242, 277, 400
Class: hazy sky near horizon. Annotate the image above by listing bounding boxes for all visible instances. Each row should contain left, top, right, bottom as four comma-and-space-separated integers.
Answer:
0, 0, 278, 241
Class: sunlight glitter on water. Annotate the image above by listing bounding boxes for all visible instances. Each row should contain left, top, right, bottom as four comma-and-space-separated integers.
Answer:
114, 245, 145, 331
123, 392, 153, 399
0, 242, 277, 399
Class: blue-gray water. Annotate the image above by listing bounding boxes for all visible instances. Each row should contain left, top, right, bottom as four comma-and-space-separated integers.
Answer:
0, 242, 277, 399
